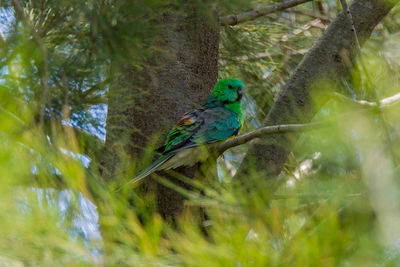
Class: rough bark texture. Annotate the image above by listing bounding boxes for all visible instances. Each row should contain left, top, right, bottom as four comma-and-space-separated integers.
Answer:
236, 0, 398, 181
102, 5, 219, 218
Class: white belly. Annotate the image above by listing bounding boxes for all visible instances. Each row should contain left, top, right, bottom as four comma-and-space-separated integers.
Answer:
158, 147, 209, 170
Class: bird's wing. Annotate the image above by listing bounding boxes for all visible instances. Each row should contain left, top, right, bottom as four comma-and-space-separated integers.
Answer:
159, 108, 205, 154
192, 107, 241, 144
159, 107, 240, 154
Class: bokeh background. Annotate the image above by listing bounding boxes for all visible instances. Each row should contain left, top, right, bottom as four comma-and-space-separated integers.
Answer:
0, 0, 400, 265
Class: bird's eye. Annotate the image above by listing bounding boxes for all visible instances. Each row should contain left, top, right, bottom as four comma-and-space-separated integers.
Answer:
228, 85, 233, 89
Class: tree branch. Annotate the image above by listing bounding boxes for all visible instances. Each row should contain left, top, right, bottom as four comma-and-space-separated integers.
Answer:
219, 0, 313, 26
333, 92, 400, 108
218, 122, 323, 155
219, 89, 400, 154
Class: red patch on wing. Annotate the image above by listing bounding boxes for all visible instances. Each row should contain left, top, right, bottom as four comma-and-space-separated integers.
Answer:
177, 116, 195, 126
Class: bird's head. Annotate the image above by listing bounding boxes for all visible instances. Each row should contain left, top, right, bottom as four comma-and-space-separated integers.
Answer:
211, 78, 244, 104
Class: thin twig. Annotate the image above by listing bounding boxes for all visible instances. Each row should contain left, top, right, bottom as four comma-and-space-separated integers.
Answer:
219, 0, 313, 26
289, 9, 330, 22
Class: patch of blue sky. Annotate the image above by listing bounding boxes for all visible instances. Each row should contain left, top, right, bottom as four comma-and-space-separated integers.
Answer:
81, 76, 109, 96
0, 65, 9, 84
18, 188, 103, 264
68, 74, 108, 140
30, 164, 38, 175
86, 103, 107, 141
59, 147, 91, 168
0, 7, 14, 39
62, 103, 107, 142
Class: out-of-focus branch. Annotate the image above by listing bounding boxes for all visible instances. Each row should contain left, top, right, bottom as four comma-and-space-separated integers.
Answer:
333, 92, 400, 109
218, 89, 400, 154
219, 0, 313, 26
290, 9, 330, 22
0, 106, 25, 125
380, 93, 400, 107
218, 122, 322, 154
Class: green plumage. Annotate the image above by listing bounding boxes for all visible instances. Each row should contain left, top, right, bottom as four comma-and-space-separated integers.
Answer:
128, 78, 244, 184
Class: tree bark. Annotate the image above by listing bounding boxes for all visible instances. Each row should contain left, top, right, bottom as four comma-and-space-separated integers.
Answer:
236, 0, 398, 181
102, 4, 219, 218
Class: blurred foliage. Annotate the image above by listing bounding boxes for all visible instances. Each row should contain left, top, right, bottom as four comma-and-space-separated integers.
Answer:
0, 0, 399, 266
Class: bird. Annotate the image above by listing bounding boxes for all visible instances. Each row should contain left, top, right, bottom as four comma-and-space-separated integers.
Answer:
129, 78, 244, 185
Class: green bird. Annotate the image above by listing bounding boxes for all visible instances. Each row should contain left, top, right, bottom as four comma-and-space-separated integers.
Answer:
130, 78, 244, 184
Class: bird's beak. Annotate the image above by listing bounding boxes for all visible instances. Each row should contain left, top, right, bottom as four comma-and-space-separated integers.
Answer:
237, 87, 243, 100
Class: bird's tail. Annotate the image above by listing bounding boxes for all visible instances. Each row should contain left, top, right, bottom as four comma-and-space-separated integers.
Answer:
117, 154, 174, 191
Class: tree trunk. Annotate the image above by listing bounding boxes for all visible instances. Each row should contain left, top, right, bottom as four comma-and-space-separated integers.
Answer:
236, 0, 398, 182
102, 4, 219, 218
